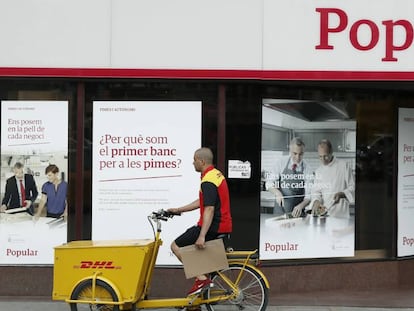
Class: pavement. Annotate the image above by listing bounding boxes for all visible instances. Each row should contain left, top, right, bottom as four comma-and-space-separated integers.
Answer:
0, 299, 414, 311
2, 287, 414, 311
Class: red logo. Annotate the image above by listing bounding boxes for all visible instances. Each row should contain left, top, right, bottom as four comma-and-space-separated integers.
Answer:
73, 261, 121, 269
315, 7, 414, 62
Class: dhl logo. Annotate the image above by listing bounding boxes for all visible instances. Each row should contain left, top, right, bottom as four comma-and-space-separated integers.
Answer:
73, 261, 121, 269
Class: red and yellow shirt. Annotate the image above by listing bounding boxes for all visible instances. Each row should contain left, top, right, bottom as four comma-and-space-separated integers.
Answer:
198, 165, 232, 233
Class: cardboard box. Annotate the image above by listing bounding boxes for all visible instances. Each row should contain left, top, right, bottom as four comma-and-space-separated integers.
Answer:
180, 239, 229, 279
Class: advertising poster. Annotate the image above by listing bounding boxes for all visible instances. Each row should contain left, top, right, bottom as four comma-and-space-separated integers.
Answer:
92, 101, 201, 265
260, 99, 356, 260
397, 108, 414, 257
0, 100, 68, 264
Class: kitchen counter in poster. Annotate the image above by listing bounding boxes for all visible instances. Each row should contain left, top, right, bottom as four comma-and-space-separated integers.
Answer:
259, 213, 354, 260
0, 213, 66, 264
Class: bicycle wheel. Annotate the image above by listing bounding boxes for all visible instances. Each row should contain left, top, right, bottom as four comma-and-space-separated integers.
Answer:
70, 279, 120, 311
204, 263, 268, 311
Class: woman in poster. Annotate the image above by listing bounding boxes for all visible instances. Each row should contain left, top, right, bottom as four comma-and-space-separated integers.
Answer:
34, 164, 68, 220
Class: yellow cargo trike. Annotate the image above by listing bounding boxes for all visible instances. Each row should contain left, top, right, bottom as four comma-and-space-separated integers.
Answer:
52, 210, 269, 311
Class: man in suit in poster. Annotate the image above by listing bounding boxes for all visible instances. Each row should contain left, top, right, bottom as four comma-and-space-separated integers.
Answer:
1, 162, 39, 215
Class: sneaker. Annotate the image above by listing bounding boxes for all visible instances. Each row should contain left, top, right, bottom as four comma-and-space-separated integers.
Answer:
187, 278, 213, 296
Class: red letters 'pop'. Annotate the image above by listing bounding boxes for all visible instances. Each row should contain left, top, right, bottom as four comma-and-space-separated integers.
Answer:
315, 7, 414, 62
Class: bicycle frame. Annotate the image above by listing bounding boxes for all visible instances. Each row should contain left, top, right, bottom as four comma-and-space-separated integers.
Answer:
136, 250, 268, 310
135, 215, 269, 310
56, 210, 269, 310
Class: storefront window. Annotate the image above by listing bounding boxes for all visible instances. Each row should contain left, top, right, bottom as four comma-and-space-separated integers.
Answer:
260, 82, 399, 261
1, 79, 413, 264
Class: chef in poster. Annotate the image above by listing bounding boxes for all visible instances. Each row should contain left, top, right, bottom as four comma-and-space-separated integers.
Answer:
260, 102, 355, 260
0, 100, 68, 264
265, 137, 311, 217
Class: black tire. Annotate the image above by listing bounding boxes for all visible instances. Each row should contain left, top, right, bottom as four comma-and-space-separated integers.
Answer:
204, 263, 268, 311
69, 279, 120, 311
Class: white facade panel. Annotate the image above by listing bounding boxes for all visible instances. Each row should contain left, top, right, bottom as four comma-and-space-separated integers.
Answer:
263, 0, 414, 71
0, 0, 111, 68
111, 0, 263, 70
0, 0, 413, 73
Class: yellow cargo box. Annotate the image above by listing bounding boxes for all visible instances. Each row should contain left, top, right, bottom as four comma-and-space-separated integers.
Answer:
53, 239, 155, 303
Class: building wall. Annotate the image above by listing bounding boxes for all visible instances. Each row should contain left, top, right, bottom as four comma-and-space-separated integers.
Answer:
1, 0, 414, 303
0, 0, 414, 78
1, 260, 414, 301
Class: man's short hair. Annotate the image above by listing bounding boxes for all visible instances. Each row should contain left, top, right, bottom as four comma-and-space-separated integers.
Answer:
318, 139, 333, 153
290, 137, 305, 148
195, 147, 214, 164
13, 162, 24, 169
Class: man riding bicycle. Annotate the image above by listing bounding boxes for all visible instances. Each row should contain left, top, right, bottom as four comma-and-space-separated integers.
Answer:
168, 147, 232, 298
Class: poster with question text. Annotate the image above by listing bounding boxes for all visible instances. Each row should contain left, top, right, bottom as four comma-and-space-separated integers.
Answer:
398, 108, 414, 257
92, 101, 201, 265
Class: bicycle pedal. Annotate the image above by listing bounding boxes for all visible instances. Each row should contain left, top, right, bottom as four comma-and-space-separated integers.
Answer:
187, 294, 198, 304
194, 284, 213, 297
201, 285, 211, 293
188, 283, 213, 298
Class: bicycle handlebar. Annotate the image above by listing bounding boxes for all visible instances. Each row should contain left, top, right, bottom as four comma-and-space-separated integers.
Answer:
151, 209, 181, 221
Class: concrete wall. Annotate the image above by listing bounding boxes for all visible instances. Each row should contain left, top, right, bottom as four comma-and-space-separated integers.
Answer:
1, 260, 414, 303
